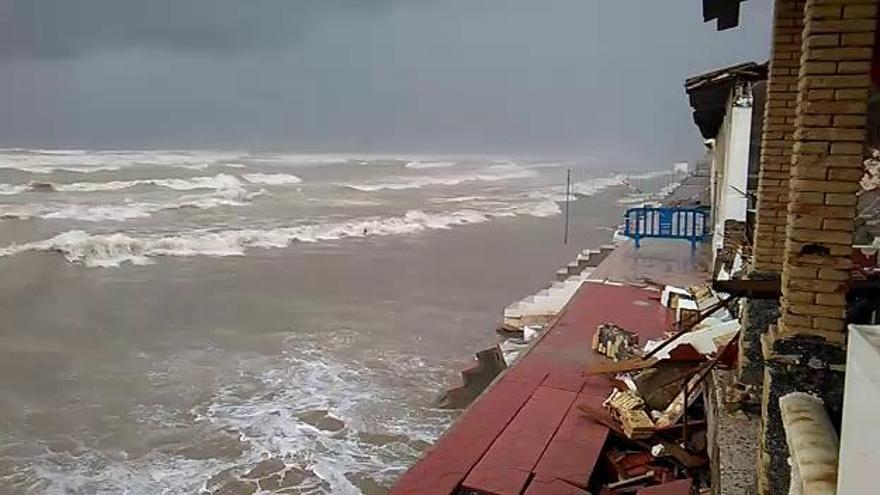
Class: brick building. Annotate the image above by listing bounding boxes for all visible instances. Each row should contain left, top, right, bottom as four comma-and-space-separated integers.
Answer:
699, 1, 880, 493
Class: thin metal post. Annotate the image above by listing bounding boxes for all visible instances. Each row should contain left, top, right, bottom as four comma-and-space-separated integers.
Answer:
564, 168, 571, 245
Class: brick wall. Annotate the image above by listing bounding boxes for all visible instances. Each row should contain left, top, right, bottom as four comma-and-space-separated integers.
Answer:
779, 0, 878, 341
753, 0, 806, 272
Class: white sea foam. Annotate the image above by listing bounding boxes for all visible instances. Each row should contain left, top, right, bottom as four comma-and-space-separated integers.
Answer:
0, 200, 560, 266
176, 163, 211, 171
16, 332, 451, 495
0, 184, 29, 195
53, 173, 244, 193
403, 161, 456, 170
0, 149, 246, 173
189, 339, 452, 494
41, 195, 251, 222
430, 195, 490, 204
627, 170, 673, 180
618, 193, 652, 205
573, 175, 629, 196
43, 204, 156, 222
247, 154, 351, 165
1, 173, 292, 195
343, 163, 537, 192
1, 188, 259, 222
527, 174, 628, 202
520, 199, 562, 217
241, 173, 303, 185
20, 165, 123, 174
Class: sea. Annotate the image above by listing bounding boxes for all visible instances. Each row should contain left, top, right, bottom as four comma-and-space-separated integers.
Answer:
0, 149, 674, 494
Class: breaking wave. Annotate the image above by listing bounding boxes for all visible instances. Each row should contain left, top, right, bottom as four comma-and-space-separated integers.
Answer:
241, 173, 303, 185
627, 170, 673, 180
0, 184, 29, 195
53, 173, 245, 193
0, 173, 301, 196
403, 161, 456, 170
527, 170, 670, 202
0, 149, 249, 174
14, 165, 123, 174
0, 202, 561, 267
0, 189, 261, 222
342, 164, 537, 192
15, 332, 452, 495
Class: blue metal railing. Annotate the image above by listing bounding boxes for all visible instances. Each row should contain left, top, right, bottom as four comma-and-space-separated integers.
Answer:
623, 207, 710, 249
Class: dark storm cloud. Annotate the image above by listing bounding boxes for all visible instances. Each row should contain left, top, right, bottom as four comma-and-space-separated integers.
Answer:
0, 0, 772, 165
0, 0, 400, 59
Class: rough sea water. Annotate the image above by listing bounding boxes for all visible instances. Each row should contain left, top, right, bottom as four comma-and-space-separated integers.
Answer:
0, 149, 672, 494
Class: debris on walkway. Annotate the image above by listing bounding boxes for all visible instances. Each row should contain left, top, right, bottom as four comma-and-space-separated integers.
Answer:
577, 283, 737, 493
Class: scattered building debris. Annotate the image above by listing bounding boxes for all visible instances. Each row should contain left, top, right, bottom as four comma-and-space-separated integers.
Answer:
593, 323, 641, 361
575, 283, 742, 493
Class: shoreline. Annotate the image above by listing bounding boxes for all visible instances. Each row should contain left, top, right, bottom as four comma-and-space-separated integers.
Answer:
392, 169, 711, 493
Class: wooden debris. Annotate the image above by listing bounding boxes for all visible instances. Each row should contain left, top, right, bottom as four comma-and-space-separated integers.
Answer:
584, 357, 658, 376
603, 390, 655, 440
604, 389, 645, 412
654, 374, 703, 429
619, 409, 656, 440
606, 472, 655, 490
593, 323, 640, 361
578, 294, 730, 494
632, 362, 697, 410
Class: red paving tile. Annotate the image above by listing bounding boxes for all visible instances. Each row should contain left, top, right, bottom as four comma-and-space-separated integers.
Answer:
462, 386, 577, 495
522, 476, 590, 495
389, 373, 546, 495
531, 392, 608, 489
637, 479, 693, 494
588, 240, 709, 288
392, 282, 672, 495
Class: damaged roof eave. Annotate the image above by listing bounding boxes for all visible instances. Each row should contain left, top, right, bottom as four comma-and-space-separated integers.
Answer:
684, 61, 768, 139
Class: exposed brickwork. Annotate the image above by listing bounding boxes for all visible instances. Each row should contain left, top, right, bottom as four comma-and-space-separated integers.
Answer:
757, 3, 878, 494
778, 0, 877, 340
718, 220, 748, 275
753, 0, 806, 272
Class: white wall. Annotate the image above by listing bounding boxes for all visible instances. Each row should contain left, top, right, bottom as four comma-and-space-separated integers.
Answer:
709, 82, 752, 261
837, 325, 880, 494
723, 94, 751, 224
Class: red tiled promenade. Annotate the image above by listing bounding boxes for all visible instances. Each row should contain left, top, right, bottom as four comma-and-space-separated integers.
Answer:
391, 240, 707, 494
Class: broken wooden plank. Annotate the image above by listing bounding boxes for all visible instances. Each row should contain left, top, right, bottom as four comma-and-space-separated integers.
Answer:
584, 358, 658, 376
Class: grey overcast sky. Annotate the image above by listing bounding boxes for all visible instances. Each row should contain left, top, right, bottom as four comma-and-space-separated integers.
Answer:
0, 0, 772, 167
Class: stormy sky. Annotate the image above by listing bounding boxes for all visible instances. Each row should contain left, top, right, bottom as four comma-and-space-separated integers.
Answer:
0, 0, 771, 166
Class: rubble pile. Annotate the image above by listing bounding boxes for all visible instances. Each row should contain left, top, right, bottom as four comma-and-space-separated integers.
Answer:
580, 284, 739, 494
